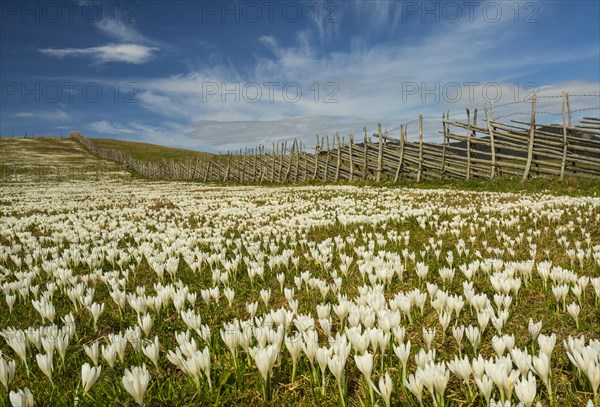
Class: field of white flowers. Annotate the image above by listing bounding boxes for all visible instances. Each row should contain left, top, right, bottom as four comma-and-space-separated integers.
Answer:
0, 181, 598, 406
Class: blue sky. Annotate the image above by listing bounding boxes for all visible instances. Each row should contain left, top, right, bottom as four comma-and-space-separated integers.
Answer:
1, 0, 599, 152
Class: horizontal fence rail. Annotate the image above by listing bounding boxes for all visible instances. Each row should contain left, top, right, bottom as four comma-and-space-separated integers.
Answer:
36, 92, 600, 183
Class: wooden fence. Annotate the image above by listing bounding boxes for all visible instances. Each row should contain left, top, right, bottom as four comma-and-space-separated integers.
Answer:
70, 92, 599, 183
0, 163, 129, 183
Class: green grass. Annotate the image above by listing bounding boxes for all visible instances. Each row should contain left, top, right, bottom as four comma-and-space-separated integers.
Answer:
197, 176, 600, 197
90, 138, 215, 162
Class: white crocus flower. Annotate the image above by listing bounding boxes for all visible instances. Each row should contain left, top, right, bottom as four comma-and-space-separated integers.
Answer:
0, 353, 16, 391
87, 302, 104, 331
224, 287, 235, 307
250, 344, 278, 401
9, 387, 34, 407
102, 344, 117, 368
393, 340, 411, 381
316, 346, 330, 393
285, 334, 302, 382
475, 374, 494, 405
81, 362, 101, 393
138, 313, 153, 337
354, 352, 375, 402
142, 336, 160, 368
532, 352, 552, 399
404, 372, 424, 405
122, 364, 150, 406
328, 353, 348, 407
466, 325, 481, 354
84, 342, 99, 367
567, 302, 580, 328
372, 371, 393, 407
537, 333, 556, 361
514, 372, 537, 406
35, 353, 53, 385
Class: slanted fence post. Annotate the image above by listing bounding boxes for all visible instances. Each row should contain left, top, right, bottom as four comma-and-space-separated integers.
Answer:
313, 135, 320, 181
466, 109, 472, 180
376, 123, 383, 182
349, 129, 354, 181
394, 125, 406, 183
560, 91, 568, 181
441, 112, 448, 178
362, 127, 368, 180
324, 135, 330, 181
335, 132, 341, 181
565, 93, 575, 173
522, 94, 537, 181
484, 103, 497, 179
417, 114, 424, 182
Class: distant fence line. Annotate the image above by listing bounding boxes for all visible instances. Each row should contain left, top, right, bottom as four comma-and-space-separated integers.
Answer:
76, 92, 600, 183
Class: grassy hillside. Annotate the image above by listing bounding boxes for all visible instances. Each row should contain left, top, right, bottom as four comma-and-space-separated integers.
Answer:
90, 138, 215, 162
0, 137, 128, 181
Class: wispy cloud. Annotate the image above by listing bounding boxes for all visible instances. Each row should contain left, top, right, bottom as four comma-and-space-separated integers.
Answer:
39, 43, 157, 64
14, 109, 70, 121
39, 15, 158, 65
96, 19, 150, 44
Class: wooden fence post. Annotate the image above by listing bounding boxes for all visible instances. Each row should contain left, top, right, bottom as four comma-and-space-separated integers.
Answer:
565, 93, 575, 172
362, 127, 368, 180
472, 109, 478, 177
522, 94, 537, 181
441, 112, 448, 178
466, 109, 472, 180
417, 114, 424, 182
335, 132, 341, 181
313, 135, 320, 181
202, 160, 212, 182
324, 135, 330, 181
348, 130, 355, 181
484, 103, 496, 179
293, 139, 300, 182
376, 123, 383, 182
394, 125, 406, 183
560, 92, 568, 181
279, 142, 286, 182
300, 142, 306, 182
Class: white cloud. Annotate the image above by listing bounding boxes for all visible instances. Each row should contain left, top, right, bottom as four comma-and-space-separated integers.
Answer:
96, 19, 149, 44
14, 109, 70, 121
39, 43, 157, 64
39, 14, 159, 65
88, 120, 136, 135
